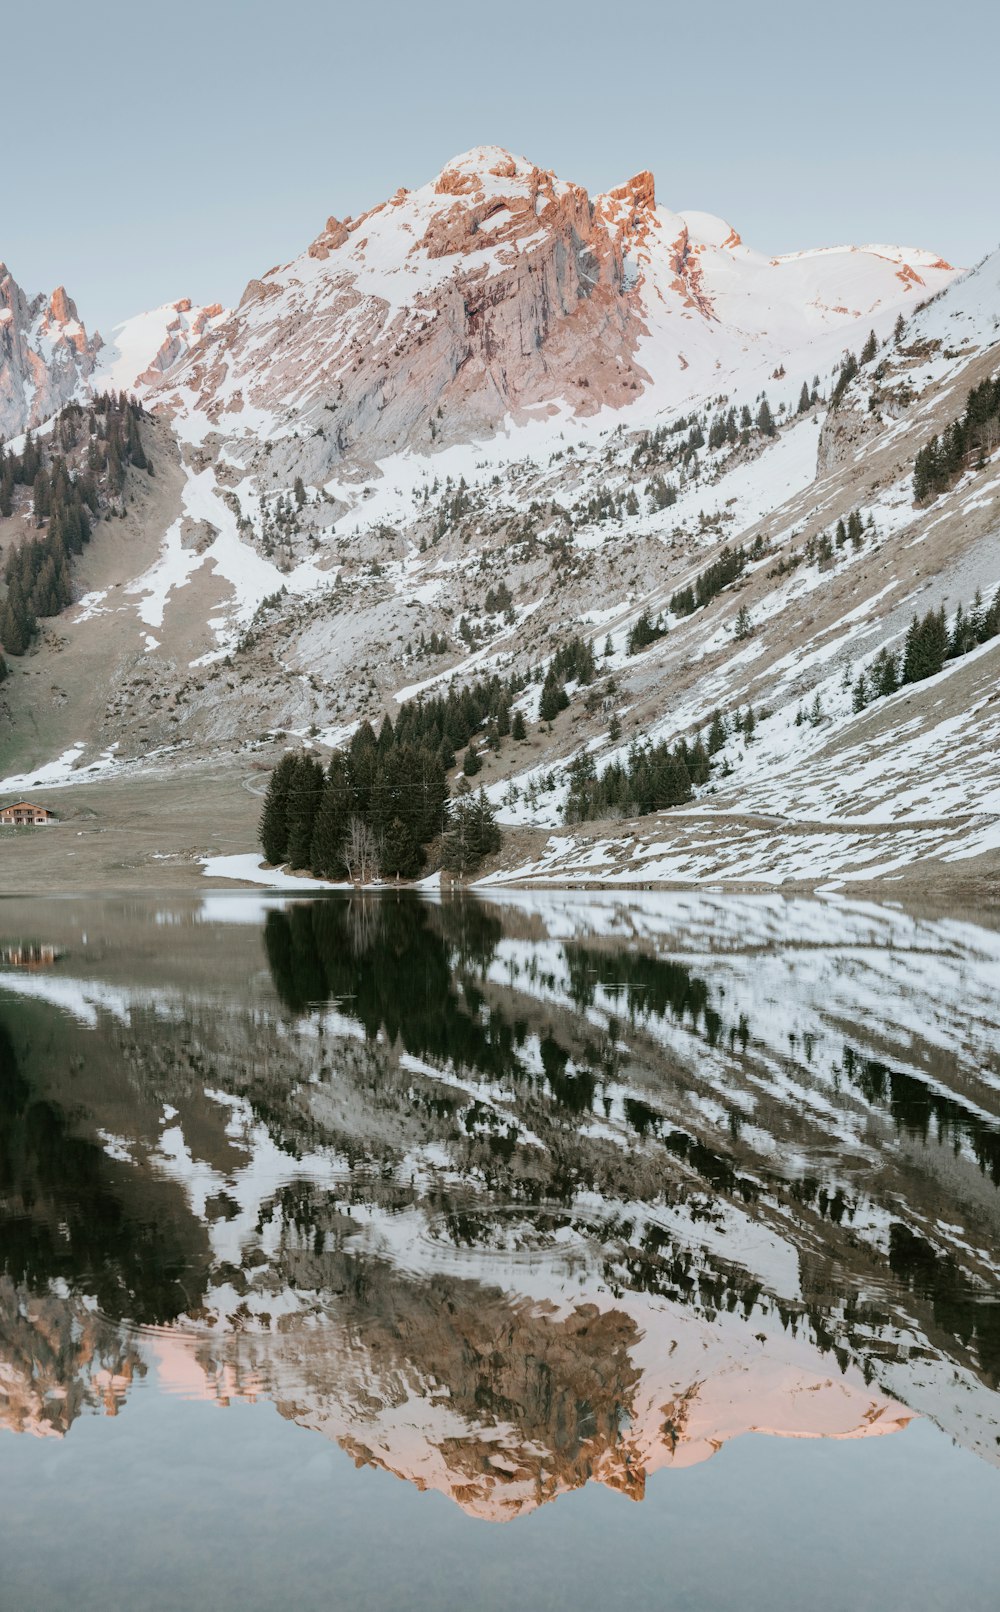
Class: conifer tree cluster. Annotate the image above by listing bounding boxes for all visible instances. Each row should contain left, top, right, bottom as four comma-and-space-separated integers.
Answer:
626, 609, 668, 654
564, 731, 708, 822
829, 351, 859, 410
441, 789, 502, 876
483, 580, 513, 616
0, 445, 97, 654
646, 474, 678, 510
912, 376, 1000, 503
630, 415, 703, 471
669, 536, 766, 617
258, 673, 519, 878
539, 635, 596, 720
260, 722, 449, 880
413, 628, 448, 659
851, 590, 1000, 712
0, 395, 149, 656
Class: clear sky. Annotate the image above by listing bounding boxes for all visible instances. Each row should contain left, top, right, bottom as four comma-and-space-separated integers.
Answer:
4, 0, 997, 334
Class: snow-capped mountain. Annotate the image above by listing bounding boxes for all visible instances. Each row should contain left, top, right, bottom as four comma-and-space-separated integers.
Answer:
149, 145, 957, 474
0, 266, 101, 437
1, 148, 998, 892
0, 264, 224, 439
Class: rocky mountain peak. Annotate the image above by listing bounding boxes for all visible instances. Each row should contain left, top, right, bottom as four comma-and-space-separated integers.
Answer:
0, 262, 101, 438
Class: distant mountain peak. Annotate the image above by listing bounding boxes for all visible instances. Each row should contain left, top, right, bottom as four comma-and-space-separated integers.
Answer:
0, 262, 102, 438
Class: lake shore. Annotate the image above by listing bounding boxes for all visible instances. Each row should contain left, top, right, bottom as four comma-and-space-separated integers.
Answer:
1, 759, 998, 906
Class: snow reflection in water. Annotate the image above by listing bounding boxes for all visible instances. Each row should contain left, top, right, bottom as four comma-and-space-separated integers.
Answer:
0, 892, 998, 1604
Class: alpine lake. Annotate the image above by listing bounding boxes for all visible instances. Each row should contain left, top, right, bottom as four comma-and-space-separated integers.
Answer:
1, 888, 998, 1611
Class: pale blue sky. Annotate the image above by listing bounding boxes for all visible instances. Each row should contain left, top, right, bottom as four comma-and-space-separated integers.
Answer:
4, 0, 996, 333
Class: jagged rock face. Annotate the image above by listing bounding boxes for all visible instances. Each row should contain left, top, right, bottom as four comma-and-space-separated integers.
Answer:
150, 146, 957, 480
0, 265, 102, 437
158, 148, 648, 474
1, 147, 958, 468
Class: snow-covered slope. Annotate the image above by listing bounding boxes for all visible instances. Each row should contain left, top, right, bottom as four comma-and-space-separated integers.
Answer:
90, 297, 227, 395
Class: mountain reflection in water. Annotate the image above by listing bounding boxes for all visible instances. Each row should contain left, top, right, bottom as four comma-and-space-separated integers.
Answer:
0, 891, 999, 1523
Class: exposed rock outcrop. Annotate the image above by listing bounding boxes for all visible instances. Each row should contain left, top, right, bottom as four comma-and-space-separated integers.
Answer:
0, 263, 102, 437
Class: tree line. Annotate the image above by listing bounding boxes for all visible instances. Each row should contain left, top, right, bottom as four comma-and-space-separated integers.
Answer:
669, 534, 766, 617
259, 710, 502, 882
565, 728, 717, 823
852, 589, 1000, 711
913, 375, 1000, 503
0, 395, 150, 656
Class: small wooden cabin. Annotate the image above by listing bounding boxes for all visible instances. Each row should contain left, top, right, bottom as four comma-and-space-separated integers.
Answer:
0, 801, 56, 826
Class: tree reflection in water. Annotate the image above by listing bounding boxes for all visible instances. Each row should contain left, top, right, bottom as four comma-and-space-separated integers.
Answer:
1, 892, 998, 1512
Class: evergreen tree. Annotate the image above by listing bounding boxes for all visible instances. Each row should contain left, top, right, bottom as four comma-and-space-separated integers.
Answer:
860, 329, 878, 364
539, 672, 568, 722
285, 754, 325, 867
511, 709, 527, 741
259, 753, 298, 864
463, 741, 482, 776
470, 787, 502, 860
381, 815, 421, 880
310, 755, 351, 877
797, 381, 811, 415
830, 353, 859, 409
756, 399, 776, 438
871, 647, 900, 698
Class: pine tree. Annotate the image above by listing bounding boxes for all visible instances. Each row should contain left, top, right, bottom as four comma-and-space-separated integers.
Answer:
259, 753, 297, 864
797, 381, 811, 415
470, 787, 502, 860
756, 399, 776, 438
830, 353, 859, 409
511, 709, 527, 741
293, 476, 306, 508
539, 673, 566, 723
310, 756, 351, 876
463, 742, 482, 776
285, 755, 325, 867
381, 814, 421, 879
860, 329, 878, 364
707, 709, 726, 754
441, 798, 477, 877
734, 604, 753, 640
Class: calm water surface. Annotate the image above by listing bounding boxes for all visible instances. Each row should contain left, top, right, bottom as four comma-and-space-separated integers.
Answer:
1, 890, 998, 1611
